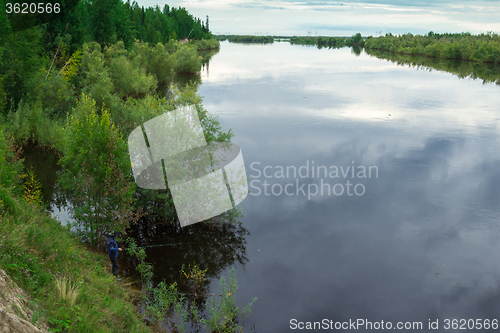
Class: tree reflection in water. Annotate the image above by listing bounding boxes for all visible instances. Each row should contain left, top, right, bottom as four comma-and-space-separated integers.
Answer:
123, 212, 249, 294
365, 48, 500, 85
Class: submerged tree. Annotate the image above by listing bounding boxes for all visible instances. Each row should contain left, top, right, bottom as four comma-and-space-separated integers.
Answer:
58, 94, 138, 248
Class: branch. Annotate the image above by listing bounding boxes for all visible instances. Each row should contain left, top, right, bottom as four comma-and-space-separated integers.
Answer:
46, 42, 62, 80
58, 55, 75, 76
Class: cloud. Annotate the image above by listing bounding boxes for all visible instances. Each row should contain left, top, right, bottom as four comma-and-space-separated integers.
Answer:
136, 0, 500, 35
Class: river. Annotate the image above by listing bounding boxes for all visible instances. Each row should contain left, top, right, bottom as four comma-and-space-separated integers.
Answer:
27, 40, 500, 332
196, 41, 500, 332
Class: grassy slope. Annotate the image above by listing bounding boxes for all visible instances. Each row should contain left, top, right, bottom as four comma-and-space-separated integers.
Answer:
0, 195, 153, 332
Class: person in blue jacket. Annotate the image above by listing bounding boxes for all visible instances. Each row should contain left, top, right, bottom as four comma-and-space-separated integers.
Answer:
107, 232, 123, 281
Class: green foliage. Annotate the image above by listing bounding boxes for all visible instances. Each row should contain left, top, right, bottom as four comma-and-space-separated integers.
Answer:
79, 42, 115, 109
109, 55, 157, 99
26, 69, 75, 118
0, 129, 23, 192
126, 237, 190, 331
125, 237, 153, 289
0, 27, 44, 114
126, 236, 253, 333
147, 43, 176, 85
174, 45, 202, 73
58, 94, 137, 248
0, 186, 17, 216
0, 0, 215, 119
0, 73, 6, 115
6, 101, 63, 147
290, 35, 363, 49
0, 130, 22, 215
165, 39, 181, 54
227, 35, 274, 44
201, 267, 256, 333
92, 0, 120, 46
194, 38, 220, 51
21, 169, 43, 207
104, 40, 129, 63
364, 31, 500, 64
0, 198, 152, 332
62, 50, 82, 82
351, 32, 364, 46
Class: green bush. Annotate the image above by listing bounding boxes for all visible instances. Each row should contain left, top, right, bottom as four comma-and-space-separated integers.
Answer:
26, 69, 75, 119
103, 41, 129, 63
147, 43, 175, 85
201, 267, 256, 333
109, 55, 157, 99
174, 46, 202, 74
195, 38, 220, 50
6, 102, 63, 147
58, 94, 137, 248
79, 43, 115, 109
0, 129, 23, 191
165, 39, 181, 54
364, 32, 500, 64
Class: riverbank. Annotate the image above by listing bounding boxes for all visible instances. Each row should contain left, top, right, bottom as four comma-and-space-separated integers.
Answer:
364, 32, 500, 64
0, 175, 153, 332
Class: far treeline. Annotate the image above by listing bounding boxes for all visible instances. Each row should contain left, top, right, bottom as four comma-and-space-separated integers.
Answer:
290, 33, 365, 48
1, 0, 213, 52
286, 31, 500, 64
364, 32, 500, 64
217, 35, 275, 43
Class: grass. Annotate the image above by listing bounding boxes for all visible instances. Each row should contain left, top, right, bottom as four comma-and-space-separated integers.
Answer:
54, 276, 80, 307
0, 194, 153, 333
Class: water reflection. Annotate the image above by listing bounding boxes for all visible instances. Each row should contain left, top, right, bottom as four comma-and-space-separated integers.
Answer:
197, 42, 500, 331
124, 218, 249, 289
172, 49, 219, 90
365, 48, 500, 85
21, 144, 61, 210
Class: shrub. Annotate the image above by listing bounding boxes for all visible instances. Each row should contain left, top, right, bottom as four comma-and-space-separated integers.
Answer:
7, 102, 62, 147
0, 129, 23, 191
147, 43, 175, 85
79, 43, 115, 109
201, 267, 256, 333
26, 69, 75, 119
174, 45, 202, 74
109, 55, 157, 99
58, 94, 138, 248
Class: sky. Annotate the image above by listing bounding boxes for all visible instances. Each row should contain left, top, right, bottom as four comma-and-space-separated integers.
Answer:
135, 0, 500, 36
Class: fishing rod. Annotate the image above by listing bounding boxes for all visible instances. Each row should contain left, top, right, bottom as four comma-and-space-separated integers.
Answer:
140, 242, 196, 248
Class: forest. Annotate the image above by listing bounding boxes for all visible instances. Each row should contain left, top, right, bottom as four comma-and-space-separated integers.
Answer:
224, 35, 274, 43
0, 0, 257, 331
0, 0, 216, 114
364, 32, 500, 64
290, 33, 364, 48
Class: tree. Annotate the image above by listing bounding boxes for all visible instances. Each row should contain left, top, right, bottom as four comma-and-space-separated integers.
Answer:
58, 94, 137, 248
174, 45, 202, 73
114, 0, 133, 48
352, 32, 363, 46
92, 0, 119, 45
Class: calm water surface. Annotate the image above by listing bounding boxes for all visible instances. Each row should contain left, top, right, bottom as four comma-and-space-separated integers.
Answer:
195, 41, 500, 331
